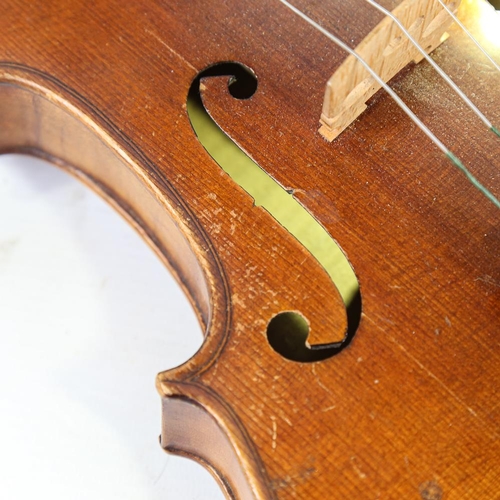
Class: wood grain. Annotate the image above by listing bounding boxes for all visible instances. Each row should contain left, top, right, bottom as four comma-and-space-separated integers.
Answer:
320, 0, 459, 140
1, 1, 499, 498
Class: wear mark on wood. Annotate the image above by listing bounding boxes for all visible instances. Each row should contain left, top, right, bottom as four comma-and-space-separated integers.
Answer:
419, 480, 443, 500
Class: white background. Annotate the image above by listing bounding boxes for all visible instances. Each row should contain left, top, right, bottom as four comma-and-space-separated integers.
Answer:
0, 154, 224, 499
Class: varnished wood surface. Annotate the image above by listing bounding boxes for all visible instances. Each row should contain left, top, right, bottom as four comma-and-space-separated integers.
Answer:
320, 0, 459, 139
1, 1, 499, 498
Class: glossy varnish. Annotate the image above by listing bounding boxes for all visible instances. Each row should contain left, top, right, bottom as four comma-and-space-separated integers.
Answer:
1, 1, 499, 498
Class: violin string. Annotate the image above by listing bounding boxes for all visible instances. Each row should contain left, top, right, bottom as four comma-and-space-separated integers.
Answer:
437, 0, 500, 73
278, 0, 500, 209
365, 0, 500, 136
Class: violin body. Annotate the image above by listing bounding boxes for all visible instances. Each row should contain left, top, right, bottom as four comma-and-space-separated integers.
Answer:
1, 0, 498, 498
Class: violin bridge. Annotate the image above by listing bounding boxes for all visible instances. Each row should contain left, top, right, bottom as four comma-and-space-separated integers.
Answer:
319, 0, 460, 141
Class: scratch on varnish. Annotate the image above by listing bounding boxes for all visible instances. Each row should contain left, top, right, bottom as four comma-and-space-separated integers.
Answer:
419, 480, 443, 500
311, 364, 332, 395
231, 293, 246, 309
321, 404, 336, 413
271, 416, 277, 451
350, 456, 367, 480
364, 314, 496, 437
476, 274, 500, 288
144, 28, 197, 72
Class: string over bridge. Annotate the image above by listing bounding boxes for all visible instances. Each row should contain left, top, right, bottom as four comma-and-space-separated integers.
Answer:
319, 0, 459, 141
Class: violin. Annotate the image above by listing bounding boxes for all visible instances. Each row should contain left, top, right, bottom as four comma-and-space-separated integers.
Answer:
1, 0, 498, 498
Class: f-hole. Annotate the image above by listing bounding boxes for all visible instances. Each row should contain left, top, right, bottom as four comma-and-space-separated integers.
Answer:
187, 62, 361, 363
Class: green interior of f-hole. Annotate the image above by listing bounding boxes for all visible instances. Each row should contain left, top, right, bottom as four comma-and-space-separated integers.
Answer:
187, 63, 361, 362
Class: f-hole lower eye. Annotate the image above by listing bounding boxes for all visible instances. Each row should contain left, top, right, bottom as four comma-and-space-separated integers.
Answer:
266, 311, 327, 363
